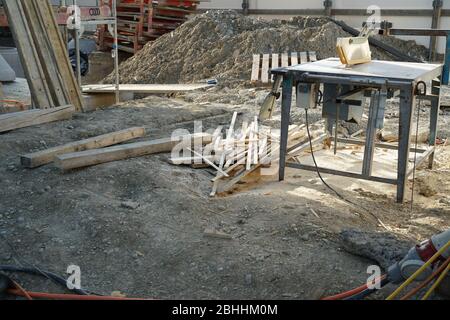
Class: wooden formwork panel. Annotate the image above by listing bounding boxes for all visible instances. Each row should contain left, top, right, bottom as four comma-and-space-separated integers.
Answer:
251, 51, 318, 84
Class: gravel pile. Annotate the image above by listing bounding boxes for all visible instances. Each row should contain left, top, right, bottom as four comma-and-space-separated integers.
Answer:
104, 10, 429, 87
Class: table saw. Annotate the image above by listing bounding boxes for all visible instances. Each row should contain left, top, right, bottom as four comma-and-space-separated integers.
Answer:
272, 57, 443, 203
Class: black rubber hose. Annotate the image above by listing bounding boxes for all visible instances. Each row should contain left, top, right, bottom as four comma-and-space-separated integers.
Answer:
0, 265, 89, 296
0, 273, 12, 295
345, 278, 390, 300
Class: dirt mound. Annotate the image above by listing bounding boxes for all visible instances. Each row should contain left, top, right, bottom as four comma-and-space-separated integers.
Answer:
104, 10, 429, 87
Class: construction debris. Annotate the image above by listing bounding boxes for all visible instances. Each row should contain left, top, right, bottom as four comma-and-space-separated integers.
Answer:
169, 112, 324, 196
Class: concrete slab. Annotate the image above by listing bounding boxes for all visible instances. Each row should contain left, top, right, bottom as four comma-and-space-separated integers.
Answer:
0, 54, 15, 82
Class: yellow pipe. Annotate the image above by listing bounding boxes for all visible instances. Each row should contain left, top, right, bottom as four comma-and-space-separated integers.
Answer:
386, 239, 450, 300
421, 260, 450, 300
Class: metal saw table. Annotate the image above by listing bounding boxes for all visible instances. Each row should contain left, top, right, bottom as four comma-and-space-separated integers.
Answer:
272, 58, 443, 203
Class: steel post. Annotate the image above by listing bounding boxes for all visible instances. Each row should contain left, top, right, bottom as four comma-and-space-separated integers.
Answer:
279, 75, 293, 181
429, 78, 441, 168
397, 85, 415, 203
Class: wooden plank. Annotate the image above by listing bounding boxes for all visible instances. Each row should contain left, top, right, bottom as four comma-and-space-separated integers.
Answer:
251, 54, 260, 82
35, 0, 84, 111
271, 53, 279, 69
0, 105, 74, 133
211, 112, 237, 196
55, 133, 212, 171
21, 127, 146, 168
291, 52, 298, 66
3, 0, 54, 108
308, 51, 317, 62
300, 51, 308, 64
82, 83, 214, 94
261, 54, 270, 83
21, 0, 68, 107
281, 53, 289, 67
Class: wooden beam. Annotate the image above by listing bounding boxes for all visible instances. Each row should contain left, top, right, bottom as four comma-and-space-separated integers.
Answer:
55, 133, 213, 171
21, 127, 146, 168
0, 105, 75, 133
82, 84, 214, 94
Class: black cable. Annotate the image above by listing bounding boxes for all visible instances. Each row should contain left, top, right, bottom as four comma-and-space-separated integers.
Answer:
304, 109, 386, 227
0, 234, 98, 295
305, 108, 356, 201
345, 277, 390, 300
0, 265, 89, 296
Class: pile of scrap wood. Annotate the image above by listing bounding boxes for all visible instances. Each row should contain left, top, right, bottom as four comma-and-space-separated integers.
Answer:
169, 112, 327, 196
3, 0, 83, 111
20, 127, 213, 171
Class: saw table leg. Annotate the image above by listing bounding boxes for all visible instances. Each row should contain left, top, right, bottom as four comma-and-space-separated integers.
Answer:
397, 85, 415, 203
362, 88, 387, 177
429, 79, 441, 169
279, 75, 293, 181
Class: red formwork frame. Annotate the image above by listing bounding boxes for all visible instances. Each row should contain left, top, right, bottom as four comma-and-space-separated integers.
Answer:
99, 0, 201, 53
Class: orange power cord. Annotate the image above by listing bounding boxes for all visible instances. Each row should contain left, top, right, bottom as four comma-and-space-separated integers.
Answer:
7, 289, 150, 300
321, 275, 387, 300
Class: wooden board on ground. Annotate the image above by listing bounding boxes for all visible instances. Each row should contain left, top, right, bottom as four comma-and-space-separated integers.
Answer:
82, 84, 215, 94
21, 127, 146, 168
55, 133, 213, 171
0, 105, 75, 133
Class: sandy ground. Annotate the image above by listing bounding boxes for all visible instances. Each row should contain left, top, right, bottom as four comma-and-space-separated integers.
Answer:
1, 87, 450, 299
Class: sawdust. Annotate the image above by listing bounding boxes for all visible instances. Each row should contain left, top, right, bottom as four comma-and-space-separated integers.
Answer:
103, 10, 428, 87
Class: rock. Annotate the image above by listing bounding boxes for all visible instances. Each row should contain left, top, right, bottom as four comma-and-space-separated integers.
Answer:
340, 229, 414, 270
244, 273, 253, 286
121, 201, 140, 210
300, 234, 310, 242
416, 176, 438, 197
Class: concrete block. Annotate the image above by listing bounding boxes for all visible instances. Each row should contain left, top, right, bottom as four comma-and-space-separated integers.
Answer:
0, 54, 15, 82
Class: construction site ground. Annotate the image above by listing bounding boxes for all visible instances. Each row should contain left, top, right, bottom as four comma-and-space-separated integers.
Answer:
1, 85, 450, 299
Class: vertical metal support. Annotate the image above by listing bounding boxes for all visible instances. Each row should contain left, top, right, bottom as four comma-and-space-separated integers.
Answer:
362, 90, 381, 177
429, 0, 443, 62
242, 0, 249, 16
112, 0, 120, 104
324, 0, 332, 17
73, 0, 82, 86
443, 32, 450, 85
279, 74, 293, 181
429, 78, 441, 169
334, 104, 339, 155
397, 85, 415, 203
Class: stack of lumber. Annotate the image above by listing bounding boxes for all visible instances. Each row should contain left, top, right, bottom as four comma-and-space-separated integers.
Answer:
20, 126, 213, 172
3, 0, 83, 111
169, 112, 327, 196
